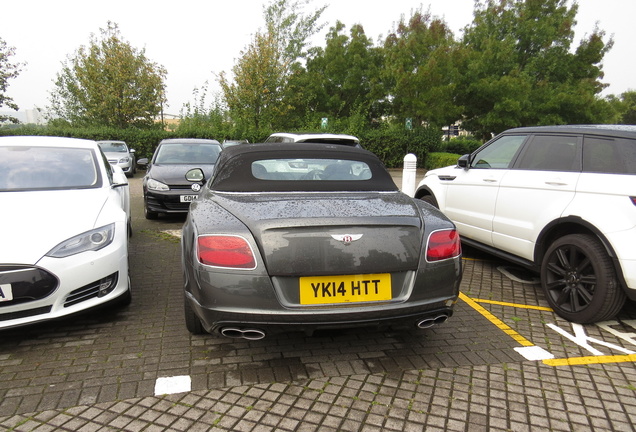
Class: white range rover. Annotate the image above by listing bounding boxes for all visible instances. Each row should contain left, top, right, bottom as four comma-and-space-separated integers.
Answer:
416, 125, 636, 323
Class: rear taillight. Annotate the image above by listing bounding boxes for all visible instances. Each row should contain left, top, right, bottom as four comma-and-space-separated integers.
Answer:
426, 229, 461, 262
631, 197, 636, 206
197, 235, 256, 269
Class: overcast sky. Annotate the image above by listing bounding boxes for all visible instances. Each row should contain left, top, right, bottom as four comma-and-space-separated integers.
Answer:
3, 0, 635, 116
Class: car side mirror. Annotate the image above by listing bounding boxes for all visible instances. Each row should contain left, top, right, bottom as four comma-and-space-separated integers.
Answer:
457, 154, 470, 169
111, 166, 128, 188
137, 158, 149, 166
186, 168, 205, 182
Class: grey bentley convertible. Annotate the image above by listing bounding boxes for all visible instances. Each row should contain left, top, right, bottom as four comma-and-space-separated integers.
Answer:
181, 142, 462, 339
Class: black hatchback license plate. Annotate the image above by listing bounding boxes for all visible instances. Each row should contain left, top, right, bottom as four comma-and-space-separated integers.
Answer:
180, 195, 198, 203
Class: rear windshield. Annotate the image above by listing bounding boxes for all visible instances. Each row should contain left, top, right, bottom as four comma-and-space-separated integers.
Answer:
297, 138, 359, 146
252, 158, 372, 181
98, 142, 128, 153
0, 146, 101, 191
155, 143, 221, 164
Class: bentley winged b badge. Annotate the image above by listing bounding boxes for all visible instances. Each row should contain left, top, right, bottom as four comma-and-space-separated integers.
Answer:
330, 234, 363, 245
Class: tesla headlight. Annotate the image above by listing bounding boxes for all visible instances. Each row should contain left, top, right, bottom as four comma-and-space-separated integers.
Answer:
46, 224, 115, 258
147, 178, 169, 191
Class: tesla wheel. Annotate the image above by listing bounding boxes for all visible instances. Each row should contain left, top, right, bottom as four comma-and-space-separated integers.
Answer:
109, 273, 132, 308
420, 194, 439, 209
184, 296, 205, 334
120, 269, 133, 306
541, 234, 626, 323
117, 286, 132, 307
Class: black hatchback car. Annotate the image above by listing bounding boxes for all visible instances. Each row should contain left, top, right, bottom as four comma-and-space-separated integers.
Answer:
138, 138, 222, 219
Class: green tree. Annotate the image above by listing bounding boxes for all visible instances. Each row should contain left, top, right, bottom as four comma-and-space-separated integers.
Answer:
293, 21, 385, 128
178, 82, 234, 137
264, 0, 327, 77
617, 91, 636, 124
219, 31, 286, 135
383, 8, 461, 128
0, 37, 24, 124
219, 0, 326, 135
49, 22, 167, 128
457, 0, 613, 139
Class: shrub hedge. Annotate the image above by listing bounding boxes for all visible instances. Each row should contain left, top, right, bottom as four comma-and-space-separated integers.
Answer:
425, 152, 461, 170
0, 124, 484, 169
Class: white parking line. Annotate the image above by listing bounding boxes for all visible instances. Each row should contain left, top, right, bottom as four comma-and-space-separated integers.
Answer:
154, 375, 191, 396
514, 345, 554, 361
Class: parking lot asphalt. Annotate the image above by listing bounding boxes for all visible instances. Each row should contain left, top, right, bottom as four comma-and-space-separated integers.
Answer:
1, 172, 636, 431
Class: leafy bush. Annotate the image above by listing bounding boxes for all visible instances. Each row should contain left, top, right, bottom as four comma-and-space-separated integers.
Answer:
359, 125, 442, 168
0, 121, 451, 169
442, 136, 483, 155
1, 125, 174, 160
424, 152, 461, 170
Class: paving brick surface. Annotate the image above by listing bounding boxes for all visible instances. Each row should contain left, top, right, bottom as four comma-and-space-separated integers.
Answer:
0, 174, 635, 430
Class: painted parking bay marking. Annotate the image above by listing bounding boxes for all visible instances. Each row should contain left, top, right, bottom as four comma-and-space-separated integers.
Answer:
154, 375, 191, 396
459, 292, 636, 366
459, 293, 554, 361
544, 321, 636, 366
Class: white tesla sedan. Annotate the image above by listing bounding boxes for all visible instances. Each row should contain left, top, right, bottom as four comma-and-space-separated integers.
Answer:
0, 136, 131, 329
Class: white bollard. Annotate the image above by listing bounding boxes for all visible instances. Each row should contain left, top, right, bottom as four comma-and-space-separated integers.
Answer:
402, 153, 417, 198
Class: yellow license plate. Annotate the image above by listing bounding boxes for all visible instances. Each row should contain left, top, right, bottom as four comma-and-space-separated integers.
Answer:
299, 273, 392, 305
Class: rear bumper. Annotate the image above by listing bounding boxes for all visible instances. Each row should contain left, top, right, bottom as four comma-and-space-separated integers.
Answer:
185, 291, 455, 337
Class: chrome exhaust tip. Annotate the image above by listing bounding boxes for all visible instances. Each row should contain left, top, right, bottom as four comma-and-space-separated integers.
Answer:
416, 314, 449, 329
220, 327, 266, 340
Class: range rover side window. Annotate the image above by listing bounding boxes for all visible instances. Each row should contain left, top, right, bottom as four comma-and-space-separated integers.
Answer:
470, 135, 526, 169
583, 137, 636, 174
516, 135, 580, 171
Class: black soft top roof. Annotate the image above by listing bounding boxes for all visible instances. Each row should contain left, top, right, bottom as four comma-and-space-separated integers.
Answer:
209, 143, 399, 192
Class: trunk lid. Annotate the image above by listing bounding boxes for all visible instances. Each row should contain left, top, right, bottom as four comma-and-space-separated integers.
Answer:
213, 192, 423, 276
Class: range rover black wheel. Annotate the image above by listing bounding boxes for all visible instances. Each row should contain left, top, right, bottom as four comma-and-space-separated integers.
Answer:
541, 234, 625, 323
419, 194, 439, 209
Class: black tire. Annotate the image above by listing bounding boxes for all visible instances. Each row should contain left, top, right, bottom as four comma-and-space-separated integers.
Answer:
184, 296, 205, 334
117, 286, 132, 307
420, 194, 439, 209
144, 200, 158, 220
541, 234, 626, 323
114, 253, 133, 308
109, 273, 132, 309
